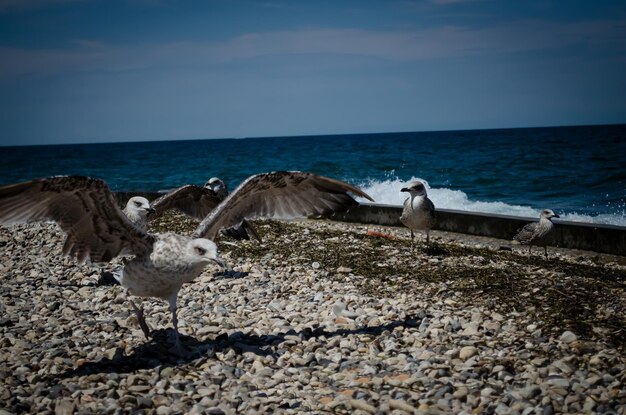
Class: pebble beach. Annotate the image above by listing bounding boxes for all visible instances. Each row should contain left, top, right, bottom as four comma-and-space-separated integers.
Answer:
1, 213, 625, 414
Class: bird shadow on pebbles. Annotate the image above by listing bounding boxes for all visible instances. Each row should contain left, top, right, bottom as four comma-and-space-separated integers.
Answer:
97, 270, 120, 286
424, 243, 448, 256
52, 331, 231, 379
214, 270, 250, 279
50, 316, 421, 379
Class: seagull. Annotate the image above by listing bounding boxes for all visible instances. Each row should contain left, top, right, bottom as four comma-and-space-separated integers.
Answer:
150, 184, 221, 222
204, 177, 228, 200
0, 172, 373, 355
400, 180, 435, 251
513, 209, 560, 258
150, 177, 259, 241
122, 196, 156, 230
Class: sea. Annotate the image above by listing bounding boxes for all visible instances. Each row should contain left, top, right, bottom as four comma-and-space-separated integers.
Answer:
1, 124, 625, 226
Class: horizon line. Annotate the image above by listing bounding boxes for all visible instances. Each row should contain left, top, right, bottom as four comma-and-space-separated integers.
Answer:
1, 122, 624, 148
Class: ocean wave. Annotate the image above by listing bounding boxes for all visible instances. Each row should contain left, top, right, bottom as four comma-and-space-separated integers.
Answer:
355, 177, 626, 227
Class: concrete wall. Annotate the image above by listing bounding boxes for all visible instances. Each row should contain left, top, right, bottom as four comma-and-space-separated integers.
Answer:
114, 193, 626, 256
333, 203, 626, 256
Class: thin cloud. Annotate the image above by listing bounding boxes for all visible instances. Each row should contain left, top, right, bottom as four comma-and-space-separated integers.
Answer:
428, 0, 485, 4
0, 0, 87, 12
1, 18, 624, 78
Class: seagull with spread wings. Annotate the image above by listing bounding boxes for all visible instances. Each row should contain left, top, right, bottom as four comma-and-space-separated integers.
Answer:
150, 177, 259, 241
0, 172, 373, 355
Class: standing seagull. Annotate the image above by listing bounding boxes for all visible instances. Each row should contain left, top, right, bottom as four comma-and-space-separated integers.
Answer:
513, 209, 560, 258
0, 172, 372, 355
400, 180, 436, 251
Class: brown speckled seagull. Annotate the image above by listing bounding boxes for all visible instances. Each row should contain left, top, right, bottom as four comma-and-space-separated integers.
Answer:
0, 172, 373, 356
513, 208, 560, 257
150, 177, 260, 241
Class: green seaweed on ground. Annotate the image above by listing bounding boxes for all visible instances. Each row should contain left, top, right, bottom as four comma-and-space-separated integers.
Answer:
147, 211, 198, 234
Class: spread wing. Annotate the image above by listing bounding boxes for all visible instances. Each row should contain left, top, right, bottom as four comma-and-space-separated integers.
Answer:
513, 222, 538, 244
151, 185, 222, 221
192, 171, 374, 240
221, 219, 262, 242
0, 176, 155, 262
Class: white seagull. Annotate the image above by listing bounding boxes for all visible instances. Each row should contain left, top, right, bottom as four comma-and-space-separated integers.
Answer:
400, 180, 436, 251
513, 208, 560, 257
0, 172, 373, 355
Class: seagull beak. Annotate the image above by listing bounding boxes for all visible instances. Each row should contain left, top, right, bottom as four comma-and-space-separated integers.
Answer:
147, 206, 156, 214
213, 256, 229, 270
401, 187, 409, 192
553, 214, 560, 219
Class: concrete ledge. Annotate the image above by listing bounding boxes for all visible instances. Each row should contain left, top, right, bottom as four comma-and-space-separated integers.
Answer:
333, 203, 626, 257
114, 193, 626, 256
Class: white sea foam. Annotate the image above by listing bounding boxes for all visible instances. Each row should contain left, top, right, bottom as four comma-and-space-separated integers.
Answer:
356, 177, 626, 227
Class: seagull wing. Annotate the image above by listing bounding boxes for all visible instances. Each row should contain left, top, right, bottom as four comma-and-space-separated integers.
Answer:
151, 185, 222, 221
425, 197, 436, 220
513, 222, 538, 244
192, 171, 374, 240
0, 176, 155, 262
221, 218, 262, 242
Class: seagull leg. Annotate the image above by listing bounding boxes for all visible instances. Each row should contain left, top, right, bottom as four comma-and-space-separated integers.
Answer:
544, 246, 548, 258
129, 299, 151, 340
410, 229, 415, 253
426, 230, 430, 246
166, 296, 192, 358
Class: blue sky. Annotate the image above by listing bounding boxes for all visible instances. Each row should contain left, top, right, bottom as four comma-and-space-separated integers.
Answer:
1, 0, 625, 146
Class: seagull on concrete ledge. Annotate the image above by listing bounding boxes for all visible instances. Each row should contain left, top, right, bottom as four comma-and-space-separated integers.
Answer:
0, 172, 373, 356
400, 180, 435, 251
513, 208, 560, 258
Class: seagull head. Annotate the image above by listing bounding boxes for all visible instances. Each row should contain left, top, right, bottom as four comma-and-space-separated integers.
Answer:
126, 196, 156, 216
401, 180, 428, 197
189, 238, 228, 269
540, 209, 560, 220
204, 177, 228, 199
